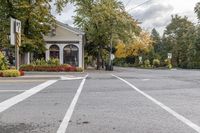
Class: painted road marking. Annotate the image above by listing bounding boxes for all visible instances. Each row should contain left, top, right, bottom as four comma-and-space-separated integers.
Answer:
57, 74, 88, 133
60, 76, 85, 80
112, 74, 200, 133
141, 79, 150, 81
0, 80, 57, 113
0, 90, 26, 92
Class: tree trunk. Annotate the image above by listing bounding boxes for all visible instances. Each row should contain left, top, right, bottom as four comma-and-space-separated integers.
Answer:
100, 47, 104, 69
96, 48, 100, 70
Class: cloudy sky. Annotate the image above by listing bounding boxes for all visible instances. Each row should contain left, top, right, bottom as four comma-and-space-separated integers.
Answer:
52, 0, 199, 34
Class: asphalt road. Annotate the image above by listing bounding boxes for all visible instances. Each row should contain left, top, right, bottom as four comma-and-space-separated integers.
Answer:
0, 67, 200, 133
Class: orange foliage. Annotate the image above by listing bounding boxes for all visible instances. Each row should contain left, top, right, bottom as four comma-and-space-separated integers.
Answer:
115, 31, 153, 57
115, 41, 126, 58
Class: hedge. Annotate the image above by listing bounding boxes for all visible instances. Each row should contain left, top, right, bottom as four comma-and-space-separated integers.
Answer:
19, 64, 83, 72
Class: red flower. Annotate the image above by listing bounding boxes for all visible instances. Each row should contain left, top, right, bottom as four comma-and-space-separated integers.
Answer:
19, 70, 25, 76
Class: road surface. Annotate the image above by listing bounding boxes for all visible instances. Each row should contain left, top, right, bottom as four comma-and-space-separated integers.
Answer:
0, 67, 200, 133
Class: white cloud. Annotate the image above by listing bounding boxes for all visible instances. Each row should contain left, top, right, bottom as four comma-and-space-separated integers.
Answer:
51, 3, 75, 26
51, 0, 199, 34
124, 0, 199, 34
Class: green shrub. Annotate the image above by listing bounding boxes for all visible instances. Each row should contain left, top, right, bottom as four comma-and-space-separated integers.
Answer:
168, 64, 172, 69
32, 58, 47, 66
47, 58, 60, 66
19, 64, 82, 72
138, 61, 143, 67
76, 67, 83, 72
0, 52, 9, 70
153, 59, 160, 68
113, 58, 126, 66
1, 70, 20, 77
164, 59, 170, 65
186, 62, 200, 69
31, 58, 60, 66
165, 59, 172, 69
144, 59, 151, 68
122, 63, 129, 67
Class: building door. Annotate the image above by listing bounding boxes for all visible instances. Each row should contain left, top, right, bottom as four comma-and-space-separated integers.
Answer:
63, 45, 79, 66
49, 45, 59, 59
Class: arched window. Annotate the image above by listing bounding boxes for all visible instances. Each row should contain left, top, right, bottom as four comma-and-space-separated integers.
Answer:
49, 45, 59, 59
63, 45, 79, 66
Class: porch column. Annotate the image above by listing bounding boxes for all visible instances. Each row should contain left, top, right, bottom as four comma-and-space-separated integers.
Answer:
59, 44, 64, 64
78, 35, 83, 68
24, 52, 30, 64
45, 44, 50, 61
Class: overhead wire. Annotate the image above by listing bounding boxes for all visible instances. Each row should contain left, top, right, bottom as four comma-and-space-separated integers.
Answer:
126, 0, 153, 12
125, 0, 132, 7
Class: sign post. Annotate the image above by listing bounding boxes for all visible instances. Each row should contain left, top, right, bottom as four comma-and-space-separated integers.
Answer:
139, 56, 142, 64
168, 53, 172, 67
10, 18, 21, 70
111, 54, 115, 61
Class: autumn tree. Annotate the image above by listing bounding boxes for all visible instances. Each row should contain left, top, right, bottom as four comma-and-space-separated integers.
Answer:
125, 31, 153, 57
115, 31, 153, 64
115, 41, 126, 58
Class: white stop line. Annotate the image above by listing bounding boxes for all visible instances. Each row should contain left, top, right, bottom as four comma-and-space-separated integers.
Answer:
112, 74, 200, 133
57, 74, 88, 133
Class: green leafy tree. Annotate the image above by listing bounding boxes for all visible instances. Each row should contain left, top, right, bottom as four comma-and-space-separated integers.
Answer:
163, 15, 195, 67
73, 0, 141, 69
0, 51, 9, 70
47, 0, 142, 69
195, 2, 200, 21
0, 0, 55, 55
151, 28, 162, 54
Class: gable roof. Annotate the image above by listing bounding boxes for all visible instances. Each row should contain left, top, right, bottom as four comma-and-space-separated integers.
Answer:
56, 21, 84, 35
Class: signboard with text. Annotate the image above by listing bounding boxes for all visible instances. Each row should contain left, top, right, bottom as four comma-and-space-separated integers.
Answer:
10, 18, 21, 46
15, 20, 21, 33
168, 53, 172, 59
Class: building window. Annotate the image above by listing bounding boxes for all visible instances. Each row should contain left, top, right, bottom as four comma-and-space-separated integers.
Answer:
49, 45, 59, 59
63, 44, 79, 66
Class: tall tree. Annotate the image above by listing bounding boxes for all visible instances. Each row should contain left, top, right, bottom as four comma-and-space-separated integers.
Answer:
195, 2, 200, 21
72, 0, 141, 69
148, 28, 169, 62
164, 15, 195, 67
0, 0, 55, 55
151, 28, 162, 54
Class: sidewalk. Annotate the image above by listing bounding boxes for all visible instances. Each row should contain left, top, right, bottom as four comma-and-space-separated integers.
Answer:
0, 71, 86, 80
0, 67, 120, 80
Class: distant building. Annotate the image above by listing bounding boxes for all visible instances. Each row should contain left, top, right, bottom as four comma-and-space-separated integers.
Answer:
44, 21, 85, 68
